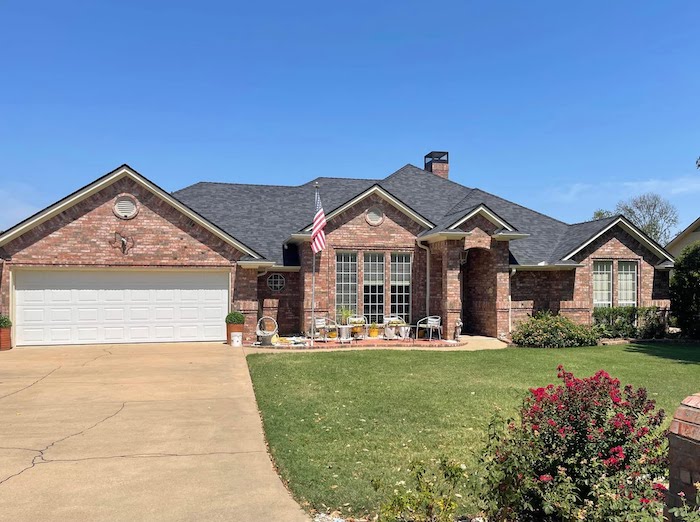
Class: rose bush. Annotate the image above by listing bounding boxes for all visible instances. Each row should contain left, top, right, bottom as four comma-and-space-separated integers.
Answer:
476, 367, 668, 521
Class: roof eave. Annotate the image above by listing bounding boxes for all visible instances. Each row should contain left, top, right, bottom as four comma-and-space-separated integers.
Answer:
447, 204, 516, 232
0, 165, 264, 259
492, 232, 530, 241
301, 184, 435, 232
562, 216, 675, 264
419, 231, 470, 244
510, 263, 584, 271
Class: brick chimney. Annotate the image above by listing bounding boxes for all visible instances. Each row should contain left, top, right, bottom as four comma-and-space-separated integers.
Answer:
424, 151, 449, 179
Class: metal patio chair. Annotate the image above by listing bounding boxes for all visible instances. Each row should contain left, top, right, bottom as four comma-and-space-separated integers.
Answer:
415, 316, 442, 341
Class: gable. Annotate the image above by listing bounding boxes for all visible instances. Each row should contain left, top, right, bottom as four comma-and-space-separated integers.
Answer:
0, 165, 262, 259
3, 177, 247, 265
302, 184, 434, 232
562, 217, 673, 264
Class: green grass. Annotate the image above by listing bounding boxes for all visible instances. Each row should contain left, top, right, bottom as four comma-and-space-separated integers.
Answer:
247, 343, 699, 516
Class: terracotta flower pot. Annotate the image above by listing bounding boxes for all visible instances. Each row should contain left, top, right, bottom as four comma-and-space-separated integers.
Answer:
226, 323, 244, 344
0, 327, 12, 351
368, 328, 379, 338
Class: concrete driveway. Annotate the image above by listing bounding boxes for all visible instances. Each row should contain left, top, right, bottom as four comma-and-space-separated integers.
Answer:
0, 343, 308, 522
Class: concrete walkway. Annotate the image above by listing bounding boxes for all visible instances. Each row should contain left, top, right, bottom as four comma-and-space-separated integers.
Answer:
245, 335, 508, 354
0, 343, 308, 522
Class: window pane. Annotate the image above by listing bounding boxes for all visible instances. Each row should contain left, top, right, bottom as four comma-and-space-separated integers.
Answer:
390, 253, 411, 322
618, 261, 637, 307
335, 252, 358, 321
363, 253, 385, 323
593, 261, 612, 307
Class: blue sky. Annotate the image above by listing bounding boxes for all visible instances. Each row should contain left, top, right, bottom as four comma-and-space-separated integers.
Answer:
1, 1, 698, 236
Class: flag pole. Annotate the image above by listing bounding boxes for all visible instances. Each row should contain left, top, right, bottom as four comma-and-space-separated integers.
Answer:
311, 247, 316, 348
311, 183, 318, 348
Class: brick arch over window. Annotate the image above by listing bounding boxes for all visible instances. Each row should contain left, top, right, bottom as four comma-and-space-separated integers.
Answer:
461, 247, 498, 337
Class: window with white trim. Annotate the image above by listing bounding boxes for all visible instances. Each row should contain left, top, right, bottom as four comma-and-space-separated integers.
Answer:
593, 261, 613, 308
618, 261, 637, 307
390, 253, 411, 322
363, 253, 385, 324
335, 252, 358, 322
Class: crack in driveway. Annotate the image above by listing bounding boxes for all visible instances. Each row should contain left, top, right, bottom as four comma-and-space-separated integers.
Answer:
43, 449, 264, 463
80, 348, 113, 367
0, 367, 61, 400
0, 402, 126, 486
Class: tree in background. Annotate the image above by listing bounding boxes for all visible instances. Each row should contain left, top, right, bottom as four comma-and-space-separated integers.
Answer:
592, 192, 678, 245
670, 241, 700, 339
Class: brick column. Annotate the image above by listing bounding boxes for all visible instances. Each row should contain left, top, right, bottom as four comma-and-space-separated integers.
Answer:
667, 393, 700, 519
232, 265, 259, 343
441, 240, 463, 340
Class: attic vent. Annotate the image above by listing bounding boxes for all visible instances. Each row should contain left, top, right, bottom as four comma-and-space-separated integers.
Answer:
366, 206, 384, 226
114, 196, 138, 220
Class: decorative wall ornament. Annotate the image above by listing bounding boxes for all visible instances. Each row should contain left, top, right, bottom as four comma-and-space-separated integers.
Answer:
110, 232, 135, 255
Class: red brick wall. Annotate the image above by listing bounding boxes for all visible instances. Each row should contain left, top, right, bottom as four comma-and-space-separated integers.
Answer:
511, 226, 671, 328
458, 215, 511, 339
299, 194, 426, 330
0, 177, 247, 335
667, 394, 700, 518
257, 271, 301, 335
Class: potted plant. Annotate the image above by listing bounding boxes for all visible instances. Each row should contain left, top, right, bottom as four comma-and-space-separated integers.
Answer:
368, 322, 380, 338
225, 311, 245, 344
0, 315, 11, 351
339, 307, 353, 325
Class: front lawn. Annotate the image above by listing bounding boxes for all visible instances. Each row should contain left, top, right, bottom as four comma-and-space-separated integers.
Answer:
247, 343, 699, 517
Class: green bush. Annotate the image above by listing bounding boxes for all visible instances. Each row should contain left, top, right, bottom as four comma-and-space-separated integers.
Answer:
373, 458, 468, 522
475, 367, 668, 521
0, 315, 11, 328
592, 306, 637, 338
512, 311, 600, 348
593, 306, 666, 339
670, 241, 700, 339
225, 311, 245, 324
636, 307, 666, 339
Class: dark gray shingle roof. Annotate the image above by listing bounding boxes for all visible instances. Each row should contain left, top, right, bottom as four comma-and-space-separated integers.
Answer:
173, 164, 623, 266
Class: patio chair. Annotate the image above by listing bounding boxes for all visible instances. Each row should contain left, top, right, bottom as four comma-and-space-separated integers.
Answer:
415, 316, 442, 341
347, 315, 368, 339
256, 316, 279, 347
382, 316, 407, 340
311, 317, 338, 342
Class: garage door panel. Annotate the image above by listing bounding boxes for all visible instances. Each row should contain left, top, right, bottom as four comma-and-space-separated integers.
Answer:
15, 271, 229, 346
77, 327, 99, 342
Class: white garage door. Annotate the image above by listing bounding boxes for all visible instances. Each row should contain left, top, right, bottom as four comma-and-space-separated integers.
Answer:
14, 271, 229, 346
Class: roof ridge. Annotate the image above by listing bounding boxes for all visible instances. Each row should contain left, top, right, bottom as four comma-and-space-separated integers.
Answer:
566, 215, 620, 226
175, 181, 303, 191
445, 188, 478, 215
384, 164, 475, 191
469, 188, 569, 226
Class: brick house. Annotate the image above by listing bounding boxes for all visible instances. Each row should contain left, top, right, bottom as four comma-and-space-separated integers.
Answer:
0, 153, 674, 347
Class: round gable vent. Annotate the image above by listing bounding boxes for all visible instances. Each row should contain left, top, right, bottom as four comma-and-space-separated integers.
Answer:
114, 196, 138, 220
366, 206, 384, 226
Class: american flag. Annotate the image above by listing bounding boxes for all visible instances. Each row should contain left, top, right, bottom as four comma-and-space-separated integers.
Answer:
311, 188, 327, 254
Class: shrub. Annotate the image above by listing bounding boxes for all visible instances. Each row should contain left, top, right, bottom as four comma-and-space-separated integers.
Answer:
670, 241, 700, 339
592, 306, 637, 338
374, 458, 468, 522
225, 311, 245, 324
512, 311, 600, 348
0, 315, 11, 328
593, 306, 666, 339
636, 307, 666, 339
476, 367, 667, 521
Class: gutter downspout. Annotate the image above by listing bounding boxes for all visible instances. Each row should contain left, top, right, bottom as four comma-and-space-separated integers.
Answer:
509, 268, 517, 333
417, 240, 430, 316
